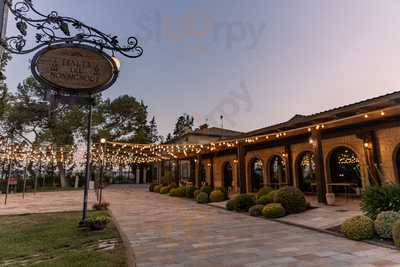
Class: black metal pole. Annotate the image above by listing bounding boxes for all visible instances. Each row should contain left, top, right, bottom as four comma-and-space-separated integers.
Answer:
80, 100, 93, 226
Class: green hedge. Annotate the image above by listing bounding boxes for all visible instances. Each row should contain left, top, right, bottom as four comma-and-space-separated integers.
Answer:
249, 205, 264, 217
273, 186, 306, 214
374, 211, 400, 239
341, 215, 375, 241
196, 192, 209, 204
209, 190, 225, 202
361, 185, 400, 220
262, 203, 286, 218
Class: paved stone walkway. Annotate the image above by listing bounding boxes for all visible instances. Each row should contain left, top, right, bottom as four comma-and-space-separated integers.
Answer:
0, 189, 95, 215
105, 186, 400, 267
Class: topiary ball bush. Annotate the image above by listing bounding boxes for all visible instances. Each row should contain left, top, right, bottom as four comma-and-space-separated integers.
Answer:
209, 190, 225, 202
149, 183, 157, 192
168, 183, 178, 189
273, 186, 307, 214
374, 211, 400, 239
257, 186, 274, 199
392, 221, 400, 247
173, 187, 186, 197
226, 198, 238, 211
200, 185, 213, 196
341, 215, 375, 241
249, 204, 264, 217
262, 203, 286, 218
160, 186, 170, 194
153, 185, 162, 193
169, 188, 177, 197
196, 192, 209, 204
256, 191, 277, 205
234, 194, 256, 212
215, 186, 229, 200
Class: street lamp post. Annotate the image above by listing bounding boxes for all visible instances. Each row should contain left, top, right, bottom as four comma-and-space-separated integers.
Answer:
1, 0, 143, 226
99, 138, 106, 205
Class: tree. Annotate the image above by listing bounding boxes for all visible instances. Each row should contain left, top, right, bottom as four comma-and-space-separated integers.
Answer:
98, 95, 154, 144
4, 76, 88, 186
165, 133, 172, 143
148, 116, 161, 143
173, 113, 194, 137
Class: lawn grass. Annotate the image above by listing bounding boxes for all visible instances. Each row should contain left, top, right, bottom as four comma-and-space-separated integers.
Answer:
0, 211, 128, 267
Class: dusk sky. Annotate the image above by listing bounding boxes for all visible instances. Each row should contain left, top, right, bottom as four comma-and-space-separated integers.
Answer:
5, 0, 400, 137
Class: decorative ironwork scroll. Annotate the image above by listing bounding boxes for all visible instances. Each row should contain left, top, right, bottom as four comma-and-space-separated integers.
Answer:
1, 0, 143, 58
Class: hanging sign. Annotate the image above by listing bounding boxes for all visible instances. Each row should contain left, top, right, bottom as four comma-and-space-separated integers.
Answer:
31, 43, 119, 95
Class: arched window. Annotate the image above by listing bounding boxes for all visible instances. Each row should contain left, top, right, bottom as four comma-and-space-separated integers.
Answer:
329, 146, 362, 193
269, 155, 285, 188
250, 158, 263, 192
223, 162, 233, 190
297, 151, 315, 193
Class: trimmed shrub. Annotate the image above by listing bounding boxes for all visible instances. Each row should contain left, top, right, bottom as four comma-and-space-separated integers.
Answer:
257, 186, 274, 199
249, 204, 264, 217
210, 190, 225, 202
200, 185, 213, 196
153, 185, 162, 193
175, 187, 186, 197
197, 192, 209, 204
361, 185, 400, 220
341, 215, 375, 241
149, 183, 158, 192
274, 187, 307, 214
169, 188, 177, 197
185, 186, 197, 198
374, 211, 400, 239
234, 194, 256, 212
169, 183, 178, 189
256, 191, 277, 205
160, 186, 170, 194
226, 198, 237, 211
92, 202, 110, 211
193, 189, 201, 200
215, 186, 229, 200
392, 221, 400, 247
262, 203, 286, 218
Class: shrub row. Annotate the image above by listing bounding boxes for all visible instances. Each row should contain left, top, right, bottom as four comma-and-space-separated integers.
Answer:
341, 210, 400, 246
149, 184, 230, 204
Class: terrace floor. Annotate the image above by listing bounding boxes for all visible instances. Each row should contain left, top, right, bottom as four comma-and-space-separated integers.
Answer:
0, 189, 95, 216
104, 186, 400, 267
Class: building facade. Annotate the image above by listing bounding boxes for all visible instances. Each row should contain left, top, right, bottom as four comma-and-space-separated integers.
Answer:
156, 92, 400, 202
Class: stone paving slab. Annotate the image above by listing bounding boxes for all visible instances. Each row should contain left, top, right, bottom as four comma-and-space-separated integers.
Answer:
0, 190, 95, 216
105, 187, 400, 267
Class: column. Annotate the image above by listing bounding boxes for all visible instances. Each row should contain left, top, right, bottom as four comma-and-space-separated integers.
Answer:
284, 145, 293, 186
143, 167, 147, 184
359, 132, 382, 186
196, 156, 201, 187
311, 130, 327, 203
175, 160, 180, 185
136, 167, 140, 184
237, 143, 247, 193
210, 156, 215, 188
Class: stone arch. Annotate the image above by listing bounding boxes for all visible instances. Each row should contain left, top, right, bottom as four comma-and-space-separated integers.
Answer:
326, 145, 363, 194
248, 157, 264, 192
392, 143, 400, 184
222, 161, 233, 189
267, 154, 286, 189
295, 151, 316, 193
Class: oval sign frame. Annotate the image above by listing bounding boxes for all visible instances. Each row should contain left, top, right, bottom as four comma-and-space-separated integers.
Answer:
31, 43, 119, 95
